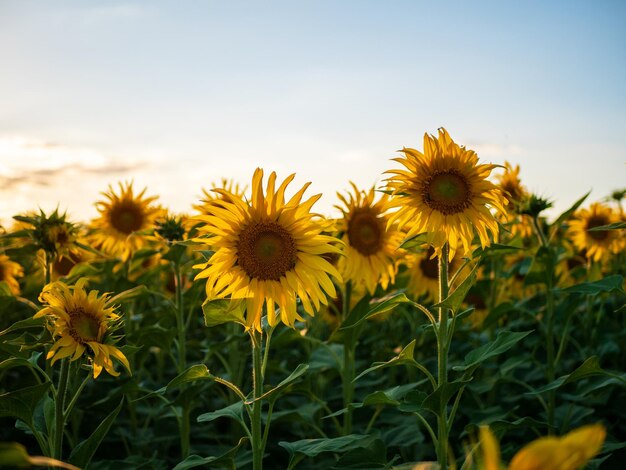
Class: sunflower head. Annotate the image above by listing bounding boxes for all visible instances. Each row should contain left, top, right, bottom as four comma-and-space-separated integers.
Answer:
34, 278, 130, 379
335, 183, 404, 294
0, 254, 24, 295
155, 213, 187, 243
193, 168, 342, 331
568, 202, 623, 262
90, 181, 162, 260
13, 208, 79, 257
386, 128, 507, 260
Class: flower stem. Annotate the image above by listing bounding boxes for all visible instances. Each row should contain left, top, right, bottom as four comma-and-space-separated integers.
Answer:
341, 281, 354, 435
53, 359, 70, 459
251, 329, 265, 470
172, 261, 190, 458
437, 244, 450, 470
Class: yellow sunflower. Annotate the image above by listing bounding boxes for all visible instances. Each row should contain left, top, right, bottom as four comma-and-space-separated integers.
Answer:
479, 423, 606, 470
90, 182, 162, 260
386, 128, 507, 260
335, 183, 404, 295
404, 246, 463, 301
568, 202, 623, 263
34, 278, 130, 379
0, 254, 24, 295
193, 178, 248, 214
496, 162, 533, 239
193, 168, 342, 332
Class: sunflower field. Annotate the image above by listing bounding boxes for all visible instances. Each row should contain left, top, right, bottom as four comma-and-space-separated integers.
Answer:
0, 129, 624, 470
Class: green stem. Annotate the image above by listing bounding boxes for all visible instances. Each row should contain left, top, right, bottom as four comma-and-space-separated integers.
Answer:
53, 359, 70, 459
341, 282, 354, 435
251, 329, 264, 470
172, 261, 190, 458
437, 244, 450, 470
64, 373, 90, 417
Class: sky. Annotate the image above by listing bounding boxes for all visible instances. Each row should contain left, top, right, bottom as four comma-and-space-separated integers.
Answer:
0, 0, 624, 226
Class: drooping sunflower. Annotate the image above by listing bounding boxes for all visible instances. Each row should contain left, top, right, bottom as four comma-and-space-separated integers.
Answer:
0, 254, 24, 295
194, 168, 342, 332
34, 278, 130, 379
335, 183, 404, 295
568, 202, 623, 263
386, 128, 507, 260
90, 182, 162, 260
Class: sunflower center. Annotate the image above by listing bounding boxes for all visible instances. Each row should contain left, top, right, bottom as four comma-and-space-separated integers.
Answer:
0, 264, 6, 281
109, 202, 145, 234
69, 308, 101, 343
347, 208, 384, 256
586, 215, 609, 241
237, 221, 297, 281
423, 171, 472, 215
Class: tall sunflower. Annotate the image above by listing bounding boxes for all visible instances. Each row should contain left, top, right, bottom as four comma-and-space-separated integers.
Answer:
386, 128, 507, 260
34, 278, 130, 379
194, 168, 342, 331
90, 182, 162, 260
335, 183, 404, 294
568, 202, 623, 262
0, 254, 24, 295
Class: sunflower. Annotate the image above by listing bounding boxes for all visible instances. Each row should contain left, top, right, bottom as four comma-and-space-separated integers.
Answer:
568, 202, 623, 262
0, 254, 24, 295
335, 183, 404, 295
34, 278, 130, 379
90, 182, 162, 260
404, 246, 463, 301
479, 423, 606, 470
193, 168, 342, 332
496, 162, 533, 239
386, 128, 507, 260
193, 178, 248, 214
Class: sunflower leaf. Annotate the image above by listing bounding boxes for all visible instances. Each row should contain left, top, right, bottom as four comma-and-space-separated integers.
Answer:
0, 382, 51, 431
279, 434, 378, 467
173, 437, 249, 470
431, 263, 479, 313
586, 221, 626, 231
106, 285, 148, 306
253, 364, 309, 403
524, 356, 613, 395
166, 364, 211, 392
550, 190, 590, 235
339, 292, 411, 331
69, 397, 124, 468
197, 401, 247, 429
202, 298, 246, 327
557, 275, 625, 295
453, 330, 533, 372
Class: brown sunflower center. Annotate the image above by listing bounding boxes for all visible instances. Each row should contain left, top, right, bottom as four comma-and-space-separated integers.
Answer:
109, 201, 145, 234
347, 208, 384, 256
237, 221, 297, 281
0, 264, 6, 281
419, 248, 439, 280
586, 215, 609, 241
69, 307, 101, 343
423, 170, 472, 215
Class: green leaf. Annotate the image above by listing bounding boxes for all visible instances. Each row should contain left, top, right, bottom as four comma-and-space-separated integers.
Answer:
550, 191, 590, 233
69, 397, 124, 468
166, 364, 212, 392
355, 340, 420, 381
331, 438, 390, 469
0, 281, 13, 297
399, 233, 430, 251
587, 221, 626, 231
256, 364, 309, 403
422, 377, 473, 413
162, 242, 187, 263
202, 298, 246, 327
525, 356, 610, 395
453, 330, 533, 372
0, 382, 51, 430
173, 437, 249, 469
0, 317, 45, 336
558, 275, 625, 295
432, 264, 479, 313
197, 401, 246, 426
339, 292, 411, 331
279, 434, 377, 467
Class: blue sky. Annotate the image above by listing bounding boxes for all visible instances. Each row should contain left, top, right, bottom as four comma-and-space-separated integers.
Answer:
0, 0, 624, 225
